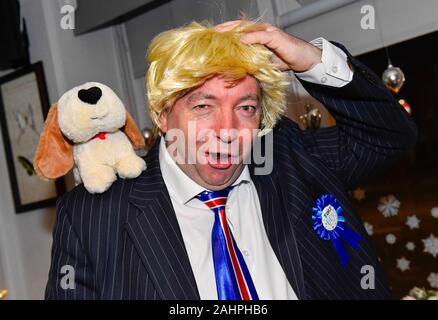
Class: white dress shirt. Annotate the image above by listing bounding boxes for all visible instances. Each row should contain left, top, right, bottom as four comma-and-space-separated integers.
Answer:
158, 38, 352, 300
296, 37, 353, 87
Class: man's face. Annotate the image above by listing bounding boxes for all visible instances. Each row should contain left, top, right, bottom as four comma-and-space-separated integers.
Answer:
159, 75, 261, 191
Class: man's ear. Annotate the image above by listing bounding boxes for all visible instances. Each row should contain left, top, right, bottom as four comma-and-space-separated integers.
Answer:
158, 108, 169, 133
122, 111, 146, 150
33, 103, 74, 180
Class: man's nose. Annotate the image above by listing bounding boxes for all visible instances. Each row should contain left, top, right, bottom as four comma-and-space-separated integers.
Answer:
214, 110, 238, 143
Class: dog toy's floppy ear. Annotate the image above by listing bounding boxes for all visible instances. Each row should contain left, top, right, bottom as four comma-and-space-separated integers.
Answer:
122, 111, 146, 150
33, 103, 74, 180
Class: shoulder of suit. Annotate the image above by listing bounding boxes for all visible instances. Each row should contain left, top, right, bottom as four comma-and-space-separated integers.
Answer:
274, 115, 300, 132
56, 175, 138, 216
271, 115, 305, 148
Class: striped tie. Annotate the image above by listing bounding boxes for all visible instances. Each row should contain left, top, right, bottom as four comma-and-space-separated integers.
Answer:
197, 187, 259, 300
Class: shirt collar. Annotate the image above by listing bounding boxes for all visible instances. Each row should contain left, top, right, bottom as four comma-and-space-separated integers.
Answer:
159, 137, 251, 204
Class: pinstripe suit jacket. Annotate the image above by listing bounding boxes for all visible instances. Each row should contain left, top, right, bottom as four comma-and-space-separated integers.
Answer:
45, 44, 417, 300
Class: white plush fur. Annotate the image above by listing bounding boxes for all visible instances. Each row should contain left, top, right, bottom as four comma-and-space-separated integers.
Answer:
58, 82, 126, 143
58, 82, 146, 193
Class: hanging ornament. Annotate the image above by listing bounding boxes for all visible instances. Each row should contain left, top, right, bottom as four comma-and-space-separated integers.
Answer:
373, 0, 406, 94
398, 99, 412, 114
382, 63, 406, 93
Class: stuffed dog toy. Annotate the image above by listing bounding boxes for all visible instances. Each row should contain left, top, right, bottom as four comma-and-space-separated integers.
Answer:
33, 82, 147, 194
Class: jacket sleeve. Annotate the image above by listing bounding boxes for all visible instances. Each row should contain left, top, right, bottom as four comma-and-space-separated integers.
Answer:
45, 196, 97, 299
296, 42, 417, 188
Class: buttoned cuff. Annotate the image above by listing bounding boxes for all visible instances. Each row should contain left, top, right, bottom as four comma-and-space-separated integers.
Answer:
295, 37, 353, 87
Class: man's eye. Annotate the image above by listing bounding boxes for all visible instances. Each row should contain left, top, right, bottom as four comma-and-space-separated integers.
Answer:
239, 105, 256, 112
193, 105, 210, 110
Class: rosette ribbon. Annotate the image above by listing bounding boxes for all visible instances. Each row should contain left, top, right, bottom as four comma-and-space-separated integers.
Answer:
312, 194, 363, 267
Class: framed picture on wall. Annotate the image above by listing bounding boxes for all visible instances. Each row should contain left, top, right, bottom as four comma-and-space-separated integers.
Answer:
0, 61, 66, 213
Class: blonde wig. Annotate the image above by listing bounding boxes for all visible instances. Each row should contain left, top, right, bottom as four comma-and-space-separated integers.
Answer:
146, 20, 289, 135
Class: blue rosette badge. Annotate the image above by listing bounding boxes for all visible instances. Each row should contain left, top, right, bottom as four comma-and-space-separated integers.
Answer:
312, 194, 363, 267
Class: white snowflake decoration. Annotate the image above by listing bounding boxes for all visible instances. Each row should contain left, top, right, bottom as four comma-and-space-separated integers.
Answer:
386, 233, 396, 245
406, 242, 416, 251
406, 215, 421, 230
427, 273, 438, 289
396, 257, 410, 272
431, 207, 438, 219
378, 195, 401, 218
423, 234, 438, 258
363, 222, 374, 236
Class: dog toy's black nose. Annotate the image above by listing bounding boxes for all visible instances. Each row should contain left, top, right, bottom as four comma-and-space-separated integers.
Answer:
78, 86, 102, 105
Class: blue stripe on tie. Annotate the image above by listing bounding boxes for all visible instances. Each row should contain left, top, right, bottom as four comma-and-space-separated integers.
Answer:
212, 211, 241, 300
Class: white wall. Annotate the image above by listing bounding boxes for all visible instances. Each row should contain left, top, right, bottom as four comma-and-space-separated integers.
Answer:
0, 0, 125, 299
281, 0, 438, 56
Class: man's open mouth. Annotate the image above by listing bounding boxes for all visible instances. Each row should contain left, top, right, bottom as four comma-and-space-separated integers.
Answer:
205, 152, 236, 169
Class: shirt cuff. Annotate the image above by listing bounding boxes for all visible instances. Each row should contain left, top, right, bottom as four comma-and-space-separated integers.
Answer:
294, 37, 353, 87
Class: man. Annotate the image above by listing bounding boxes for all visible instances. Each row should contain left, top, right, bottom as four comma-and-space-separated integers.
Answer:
45, 20, 417, 300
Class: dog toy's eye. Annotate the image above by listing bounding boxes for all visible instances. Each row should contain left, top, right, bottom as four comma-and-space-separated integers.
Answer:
78, 86, 102, 105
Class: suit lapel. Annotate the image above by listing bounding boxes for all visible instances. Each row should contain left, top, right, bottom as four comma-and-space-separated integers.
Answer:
250, 163, 306, 299
126, 142, 200, 300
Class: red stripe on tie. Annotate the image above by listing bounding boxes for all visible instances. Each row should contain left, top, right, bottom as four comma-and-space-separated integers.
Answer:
204, 198, 227, 208
219, 210, 251, 300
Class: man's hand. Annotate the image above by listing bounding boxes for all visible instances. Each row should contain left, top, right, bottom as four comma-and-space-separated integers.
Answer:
215, 20, 322, 73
